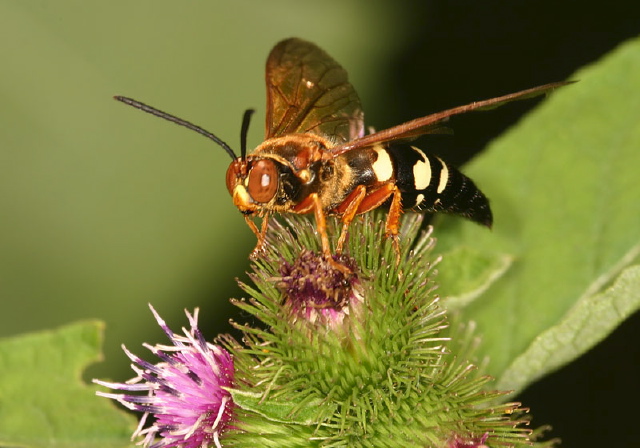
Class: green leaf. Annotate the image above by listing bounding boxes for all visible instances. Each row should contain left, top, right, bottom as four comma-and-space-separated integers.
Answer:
434, 37, 640, 385
229, 389, 336, 425
498, 264, 640, 394
0, 321, 134, 448
437, 246, 513, 311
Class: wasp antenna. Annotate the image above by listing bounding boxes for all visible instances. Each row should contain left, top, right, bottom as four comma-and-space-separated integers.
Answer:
113, 96, 238, 161
240, 109, 255, 160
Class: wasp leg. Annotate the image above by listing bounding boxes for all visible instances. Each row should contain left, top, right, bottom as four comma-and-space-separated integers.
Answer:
385, 187, 403, 264
309, 193, 354, 275
291, 194, 348, 271
310, 193, 331, 257
334, 183, 397, 256
336, 185, 367, 253
246, 214, 270, 259
244, 215, 261, 239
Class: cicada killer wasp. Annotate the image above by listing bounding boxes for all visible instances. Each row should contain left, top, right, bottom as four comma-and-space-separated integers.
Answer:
115, 38, 568, 262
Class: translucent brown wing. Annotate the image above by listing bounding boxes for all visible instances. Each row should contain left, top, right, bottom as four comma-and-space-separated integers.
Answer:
265, 38, 364, 143
333, 81, 573, 154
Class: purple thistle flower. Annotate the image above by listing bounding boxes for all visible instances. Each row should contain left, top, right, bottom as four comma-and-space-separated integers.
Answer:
277, 250, 362, 328
94, 305, 235, 448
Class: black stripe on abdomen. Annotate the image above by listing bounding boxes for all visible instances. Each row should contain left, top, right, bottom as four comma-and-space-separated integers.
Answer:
385, 143, 492, 227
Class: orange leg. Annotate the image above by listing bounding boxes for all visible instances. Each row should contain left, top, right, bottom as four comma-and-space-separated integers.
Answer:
334, 183, 400, 258
310, 193, 354, 275
246, 214, 270, 259
310, 193, 332, 258
336, 185, 367, 254
244, 215, 261, 239
386, 187, 403, 263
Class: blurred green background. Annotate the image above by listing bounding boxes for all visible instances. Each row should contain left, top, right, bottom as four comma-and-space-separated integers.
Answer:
1, 1, 638, 446
0, 0, 405, 379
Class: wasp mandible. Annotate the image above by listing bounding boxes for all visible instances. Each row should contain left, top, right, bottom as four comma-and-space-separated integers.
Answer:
116, 38, 568, 261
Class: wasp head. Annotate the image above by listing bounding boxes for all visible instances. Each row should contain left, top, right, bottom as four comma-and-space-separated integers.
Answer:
225, 157, 282, 215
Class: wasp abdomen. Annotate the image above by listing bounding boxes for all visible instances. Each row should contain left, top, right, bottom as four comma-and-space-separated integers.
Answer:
384, 144, 493, 227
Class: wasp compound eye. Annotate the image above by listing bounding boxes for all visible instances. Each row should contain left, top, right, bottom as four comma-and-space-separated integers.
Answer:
248, 159, 279, 203
225, 159, 245, 196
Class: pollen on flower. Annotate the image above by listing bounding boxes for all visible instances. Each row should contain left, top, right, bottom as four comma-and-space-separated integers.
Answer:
277, 249, 361, 327
93, 305, 235, 448
448, 432, 489, 448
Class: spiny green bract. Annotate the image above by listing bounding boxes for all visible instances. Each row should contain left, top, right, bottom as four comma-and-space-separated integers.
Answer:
220, 212, 531, 447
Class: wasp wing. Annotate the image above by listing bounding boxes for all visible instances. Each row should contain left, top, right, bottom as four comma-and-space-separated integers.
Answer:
332, 81, 572, 154
265, 38, 364, 143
